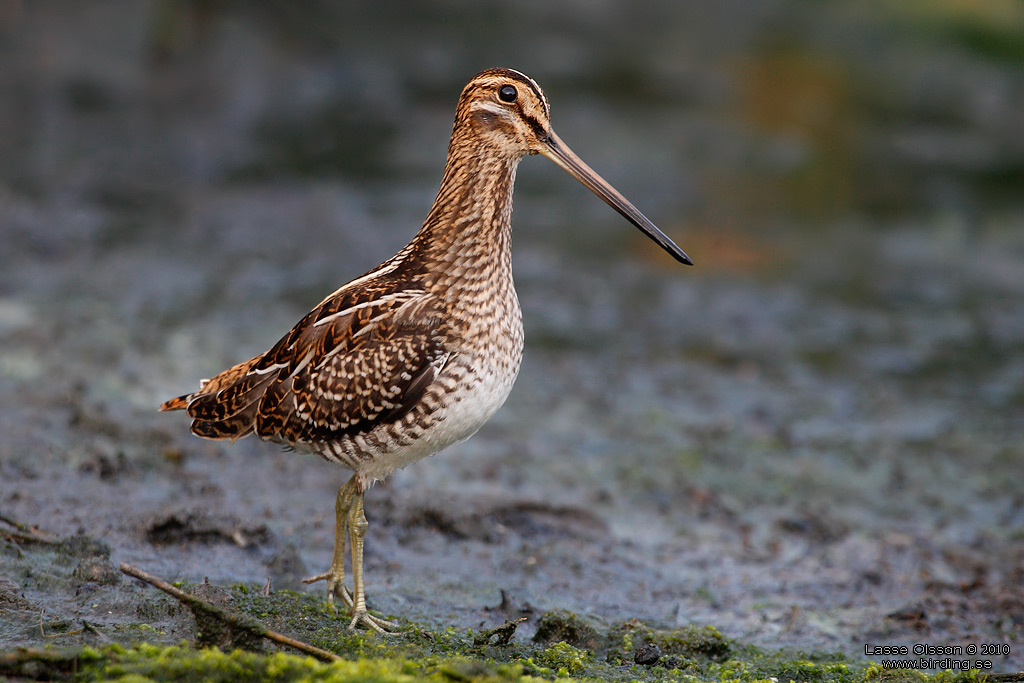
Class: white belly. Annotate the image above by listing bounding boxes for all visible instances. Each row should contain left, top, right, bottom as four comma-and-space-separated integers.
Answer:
353, 345, 523, 483
331, 276, 525, 483
430, 356, 520, 446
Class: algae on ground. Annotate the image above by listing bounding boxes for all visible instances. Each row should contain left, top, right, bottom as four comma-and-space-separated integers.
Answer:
0, 585, 996, 683
0, 640, 995, 683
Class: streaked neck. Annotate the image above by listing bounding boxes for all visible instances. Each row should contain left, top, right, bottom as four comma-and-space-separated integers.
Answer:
416, 137, 521, 278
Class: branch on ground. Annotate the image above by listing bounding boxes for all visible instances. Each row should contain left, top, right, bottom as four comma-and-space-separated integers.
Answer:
119, 563, 339, 663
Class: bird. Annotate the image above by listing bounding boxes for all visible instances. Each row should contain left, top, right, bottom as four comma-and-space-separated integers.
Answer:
160, 67, 692, 633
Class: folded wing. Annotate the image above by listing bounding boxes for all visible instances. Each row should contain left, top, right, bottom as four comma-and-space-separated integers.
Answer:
161, 284, 451, 449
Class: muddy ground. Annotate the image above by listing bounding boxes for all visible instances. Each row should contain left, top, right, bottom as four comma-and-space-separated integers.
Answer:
1, 1, 1023, 675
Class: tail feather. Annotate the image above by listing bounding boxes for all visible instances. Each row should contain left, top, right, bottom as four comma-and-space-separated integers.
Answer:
186, 371, 279, 422
160, 395, 190, 412
191, 414, 256, 441
160, 356, 268, 440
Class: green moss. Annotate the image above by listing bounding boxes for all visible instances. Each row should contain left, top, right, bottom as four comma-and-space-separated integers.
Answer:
532, 610, 600, 650
537, 642, 593, 677
71, 643, 563, 682
1, 587, 983, 683
2, 636, 992, 683
768, 658, 852, 682
605, 620, 732, 665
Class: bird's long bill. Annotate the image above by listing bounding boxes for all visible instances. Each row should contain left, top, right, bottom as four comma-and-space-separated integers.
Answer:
541, 131, 693, 265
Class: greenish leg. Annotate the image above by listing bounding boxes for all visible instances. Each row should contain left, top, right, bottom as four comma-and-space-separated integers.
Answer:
302, 476, 357, 608
347, 489, 399, 633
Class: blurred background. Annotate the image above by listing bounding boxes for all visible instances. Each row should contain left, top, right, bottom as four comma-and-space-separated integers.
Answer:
1, 0, 1022, 668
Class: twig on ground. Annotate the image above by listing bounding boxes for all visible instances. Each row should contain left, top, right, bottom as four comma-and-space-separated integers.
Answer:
81, 620, 115, 644
0, 513, 59, 545
119, 562, 339, 663
40, 609, 89, 640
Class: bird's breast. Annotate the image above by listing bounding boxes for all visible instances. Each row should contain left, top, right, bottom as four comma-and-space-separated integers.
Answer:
345, 281, 524, 482
431, 282, 525, 445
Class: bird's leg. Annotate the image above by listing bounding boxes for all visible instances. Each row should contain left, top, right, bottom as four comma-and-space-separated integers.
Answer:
346, 488, 399, 633
302, 476, 356, 608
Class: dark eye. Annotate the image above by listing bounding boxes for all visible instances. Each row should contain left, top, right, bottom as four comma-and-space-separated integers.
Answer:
498, 85, 518, 103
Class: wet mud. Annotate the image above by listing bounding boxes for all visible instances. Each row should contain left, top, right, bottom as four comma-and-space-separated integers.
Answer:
2, 0, 1023, 675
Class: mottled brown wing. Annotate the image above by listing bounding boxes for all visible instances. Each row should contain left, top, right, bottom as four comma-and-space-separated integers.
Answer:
164, 285, 450, 446
261, 327, 449, 445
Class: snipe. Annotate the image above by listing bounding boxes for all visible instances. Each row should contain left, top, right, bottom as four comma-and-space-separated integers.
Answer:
161, 68, 692, 632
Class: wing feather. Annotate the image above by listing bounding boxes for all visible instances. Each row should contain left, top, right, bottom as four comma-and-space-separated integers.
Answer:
162, 274, 450, 448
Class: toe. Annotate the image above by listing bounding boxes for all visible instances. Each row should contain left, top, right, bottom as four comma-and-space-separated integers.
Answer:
302, 571, 354, 608
347, 610, 401, 634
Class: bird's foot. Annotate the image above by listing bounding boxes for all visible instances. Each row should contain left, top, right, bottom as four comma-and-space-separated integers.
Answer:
302, 572, 400, 633
348, 608, 401, 634
302, 571, 354, 609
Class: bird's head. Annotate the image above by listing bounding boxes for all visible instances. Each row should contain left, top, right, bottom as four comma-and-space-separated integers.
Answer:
454, 68, 693, 265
